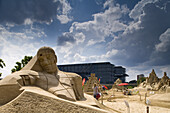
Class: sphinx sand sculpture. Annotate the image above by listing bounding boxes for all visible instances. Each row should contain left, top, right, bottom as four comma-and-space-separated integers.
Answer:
0, 47, 85, 105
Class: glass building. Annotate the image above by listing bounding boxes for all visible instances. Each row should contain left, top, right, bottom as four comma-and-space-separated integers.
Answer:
58, 62, 128, 84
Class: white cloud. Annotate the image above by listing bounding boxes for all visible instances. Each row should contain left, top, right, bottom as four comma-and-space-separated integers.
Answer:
129, 0, 158, 20
68, 1, 129, 47
56, 0, 129, 66
126, 66, 150, 81
103, 49, 118, 58
56, 0, 130, 67
0, 25, 46, 78
58, 0, 72, 15
57, 42, 73, 54
75, 32, 85, 44
87, 39, 96, 46
103, 0, 114, 8
57, 15, 72, 24
155, 28, 170, 52
0, 25, 46, 40
68, 49, 119, 64
109, 0, 170, 66
123, 18, 143, 35
56, 0, 170, 82
56, 42, 74, 64
0, 25, 34, 39
24, 18, 33, 25
74, 53, 86, 62
56, 0, 72, 24
0, 38, 41, 78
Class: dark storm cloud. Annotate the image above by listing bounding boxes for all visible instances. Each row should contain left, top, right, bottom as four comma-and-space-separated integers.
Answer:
149, 29, 170, 66
57, 32, 76, 46
110, 0, 170, 66
0, 0, 60, 24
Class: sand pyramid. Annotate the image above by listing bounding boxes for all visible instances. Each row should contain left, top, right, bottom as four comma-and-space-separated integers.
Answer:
147, 69, 159, 85
83, 73, 100, 93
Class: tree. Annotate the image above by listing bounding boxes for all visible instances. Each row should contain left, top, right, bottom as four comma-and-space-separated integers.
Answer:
137, 77, 146, 86
21, 56, 33, 67
0, 58, 6, 77
11, 56, 32, 73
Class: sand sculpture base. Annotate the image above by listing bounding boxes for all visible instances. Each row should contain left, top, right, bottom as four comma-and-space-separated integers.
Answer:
0, 87, 109, 113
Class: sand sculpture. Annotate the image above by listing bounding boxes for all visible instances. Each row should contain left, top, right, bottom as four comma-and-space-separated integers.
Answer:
112, 78, 122, 90
139, 69, 170, 92
147, 69, 159, 85
161, 72, 169, 85
83, 73, 100, 93
0, 47, 85, 105
113, 78, 122, 86
158, 72, 170, 92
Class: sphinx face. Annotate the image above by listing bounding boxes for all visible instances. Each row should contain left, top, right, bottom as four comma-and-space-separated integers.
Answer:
38, 51, 57, 73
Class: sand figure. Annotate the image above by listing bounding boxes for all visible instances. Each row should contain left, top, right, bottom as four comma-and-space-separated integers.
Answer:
112, 78, 123, 91
0, 46, 84, 105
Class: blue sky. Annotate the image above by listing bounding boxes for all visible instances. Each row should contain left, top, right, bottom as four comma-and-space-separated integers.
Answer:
0, 0, 170, 81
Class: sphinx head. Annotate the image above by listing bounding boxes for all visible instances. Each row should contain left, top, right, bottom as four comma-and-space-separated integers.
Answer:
37, 47, 57, 74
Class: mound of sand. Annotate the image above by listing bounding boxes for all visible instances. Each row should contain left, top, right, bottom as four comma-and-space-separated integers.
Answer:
148, 93, 170, 108
0, 87, 109, 113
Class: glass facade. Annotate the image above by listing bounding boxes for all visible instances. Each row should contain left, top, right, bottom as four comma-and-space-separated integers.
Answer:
58, 62, 128, 84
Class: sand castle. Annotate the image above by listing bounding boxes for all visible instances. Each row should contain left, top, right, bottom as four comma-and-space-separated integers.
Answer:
0, 47, 110, 113
139, 69, 170, 92
83, 73, 100, 93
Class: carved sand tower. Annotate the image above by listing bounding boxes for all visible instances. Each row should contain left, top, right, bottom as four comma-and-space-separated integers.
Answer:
83, 73, 100, 93
147, 69, 159, 85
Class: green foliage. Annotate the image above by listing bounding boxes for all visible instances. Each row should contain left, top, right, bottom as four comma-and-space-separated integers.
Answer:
0, 58, 6, 68
21, 56, 33, 67
127, 86, 133, 89
11, 56, 32, 73
0, 58, 6, 77
137, 77, 146, 86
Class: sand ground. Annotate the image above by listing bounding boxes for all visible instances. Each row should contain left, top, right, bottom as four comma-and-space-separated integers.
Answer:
0, 87, 170, 113
96, 89, 170, 113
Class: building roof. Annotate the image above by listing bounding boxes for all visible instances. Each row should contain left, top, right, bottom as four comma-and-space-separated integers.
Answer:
58, 62, 115, 66
115, 66, 125, 69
